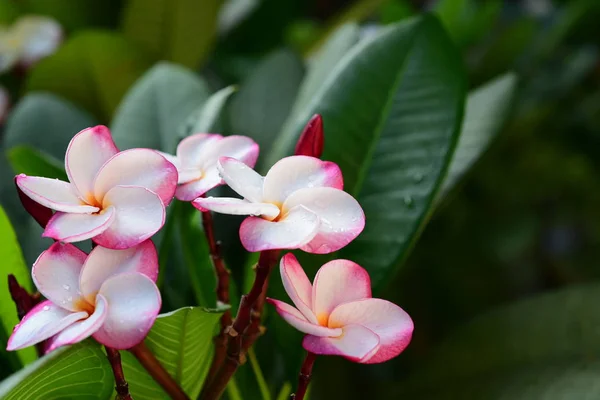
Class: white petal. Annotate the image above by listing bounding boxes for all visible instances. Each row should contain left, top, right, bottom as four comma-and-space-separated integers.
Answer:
192, 197, 279, 219
43, 208, 115, 243
217, 157, 264, 202
12, 16, 62, 67
175, 169, 223, 201
201, 135, 259, 171
176, 133, 223, 168
16, 175, 97, 213
267, 299, 340, 337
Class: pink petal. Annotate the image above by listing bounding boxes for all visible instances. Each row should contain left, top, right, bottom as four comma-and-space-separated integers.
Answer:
217, 157, 264, 202
282, 187, 365, 254
312, 259, 371, 325
93, 149, 178, 205
302, 324, 380, 362
175, 169, 223, 201
203, 136, 259, 170
45, 295, 108, 352
239, 205, 320, 252
65, 126, 119, 200
177, 133, 223, 168
16, 175, 98, 213
262, 156, 343, 204
92, 186, 165, 250
266, 299, 341, 337
280, 253, 316, 323
93, 273, 161, 349
192, 197, 279, 219
79, 240, 158, 302
43, 208, 115, 243
32, 242, 87, 311
328, 299, 413, 364
157, 151, 182, 174
6, 301, 87, 351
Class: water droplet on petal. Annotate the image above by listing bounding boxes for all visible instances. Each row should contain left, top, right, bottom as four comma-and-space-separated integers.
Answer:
67, 296, 73, 302
43, 305, 50, 311
62, 284, 70, 291
318, 244, 332, 253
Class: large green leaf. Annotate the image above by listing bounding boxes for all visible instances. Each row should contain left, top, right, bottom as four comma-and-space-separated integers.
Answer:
26, 31, 153, 121
2, 93, 98, 160
183, 85, 236, 135
122, 306, 224, 399
110, 62, 211, 152
229, 49, 304, 171
122, 0, 224, 68
19, 0, 121, 31
438, 73, 517, 200
269, 15, 466, 291
397, 284, 600, 399
0, 342, 113, 399
7, 146, 68, 181
0, 206, 36, 371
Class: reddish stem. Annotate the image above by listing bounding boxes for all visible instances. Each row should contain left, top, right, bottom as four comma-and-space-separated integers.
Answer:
241, 273, 270, 352
105, 346, 132, 400
292, 352, 317, 400
201, 250, 280, 400
201, 209, 232, 387
129, 342, 190, 400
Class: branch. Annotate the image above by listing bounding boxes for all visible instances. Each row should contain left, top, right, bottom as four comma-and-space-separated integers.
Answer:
291, 352, 317, 400
129, 341, 190, 400
201, 209, 232, 387
105, 346, 132, 400
200, 250, 280, 400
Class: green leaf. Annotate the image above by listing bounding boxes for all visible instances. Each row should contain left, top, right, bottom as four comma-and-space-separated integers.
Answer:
2, 93, 98, 160
122, 306, 225, 399
291, 23, 360, 115
0, 206, 36, 370
19, 0, 121, 31
438, 73, 517, 200
183, 85, 237, 135
26, 31, 153, 121
269, 15, 466, 291
248, 348, 271, 400
7, 146, 67, 181
0, 342, 113, 399
110, 62, 211, 152
397, 284, 600, 399
122, 0, 224, 68
229, 49, 304, 171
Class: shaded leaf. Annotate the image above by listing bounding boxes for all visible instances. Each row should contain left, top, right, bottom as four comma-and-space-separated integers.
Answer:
183, 85, 236, 135
7, 146, 67, 181
111, 62, 211, 152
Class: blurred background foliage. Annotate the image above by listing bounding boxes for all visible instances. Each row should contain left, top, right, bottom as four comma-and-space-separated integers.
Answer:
1, 0, 600, 399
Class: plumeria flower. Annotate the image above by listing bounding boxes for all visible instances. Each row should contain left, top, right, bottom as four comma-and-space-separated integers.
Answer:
16, 125, 178, 249
159, 133, 258, 201
0, 15, 62, 73
267, 254, 413, 364
7, 241, 161, 352
193, 156, 364, 253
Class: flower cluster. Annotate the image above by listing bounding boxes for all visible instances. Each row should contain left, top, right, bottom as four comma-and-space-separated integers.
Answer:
8, 118, 412, 367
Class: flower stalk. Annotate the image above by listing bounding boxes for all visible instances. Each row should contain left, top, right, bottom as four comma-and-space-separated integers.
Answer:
105, 346, 132, 400
292, 352, 317, 400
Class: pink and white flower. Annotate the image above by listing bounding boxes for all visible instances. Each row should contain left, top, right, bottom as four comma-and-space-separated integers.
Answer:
16, 125, 178, 249
267, 254, 413, 364
159, 133, 259, 201
7, 240, 161, 352
193, 156, 365, 253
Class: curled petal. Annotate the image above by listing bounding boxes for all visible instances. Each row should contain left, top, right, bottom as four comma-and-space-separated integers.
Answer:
239, 206, 319, 252
43, 208, 115, 243
93, 149, 178, 205
203, 136, 259, 170
93, 186, 165, 250
280, 254, 316, 323
80, 240, 159, 302
294, 114, 324, 158
93, 273, 161, 349
6, 301, 87, 351
328, 299, 413, 364
15, 176, 53, 228
192, 197, 279, 219
32, 242, 87, 311
177, 133, 223, 168
217, 157, 264, 202
13, 16, 62, 67
65, 126, 119, 200
267, 299, 341, 337
176, 169, 223, 201
283, 187, 365, 254
302, 324, 380, 363
312, 259, 371, 325
45, 295, 108, 352
16, 175, 98, 213
263, 156, 343, 204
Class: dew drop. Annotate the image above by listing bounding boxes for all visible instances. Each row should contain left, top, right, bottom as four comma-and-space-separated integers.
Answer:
62, 284, 70, 291
403, 195, 414, 208
318, 244, 332, 253
67, 296, 73, 302
43, 305, 50, 311
412, 172, 424, 183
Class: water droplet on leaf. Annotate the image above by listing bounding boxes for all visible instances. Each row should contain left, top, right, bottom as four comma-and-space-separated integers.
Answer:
403, 195, 414, 208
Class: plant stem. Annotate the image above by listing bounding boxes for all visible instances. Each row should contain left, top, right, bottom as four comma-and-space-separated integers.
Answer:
201, 208, 232, 387
129, 341, 190, 400
292, 352, 317, 400
241, 273, 270, 353
105, 346, 132, 400
201, 250, 280, 400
